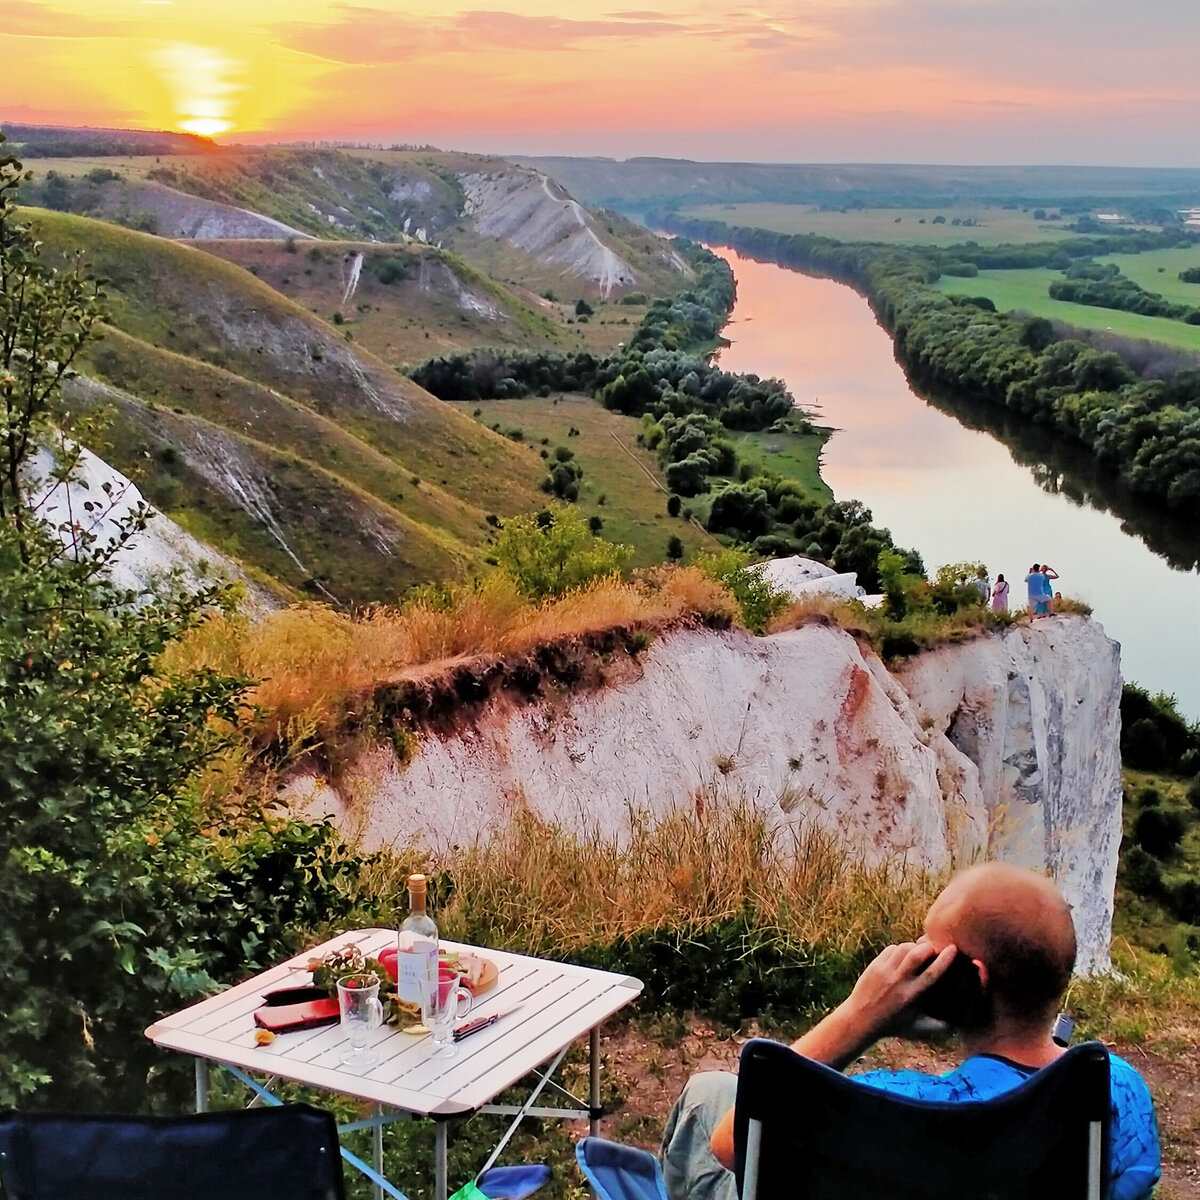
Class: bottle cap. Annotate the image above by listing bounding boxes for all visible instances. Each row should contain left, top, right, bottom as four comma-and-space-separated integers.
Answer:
408, 873, 427, 891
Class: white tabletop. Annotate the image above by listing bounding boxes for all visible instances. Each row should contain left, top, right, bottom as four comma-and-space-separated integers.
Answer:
145, 928, 642, 1115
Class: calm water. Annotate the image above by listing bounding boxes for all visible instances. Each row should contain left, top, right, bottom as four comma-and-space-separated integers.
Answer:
712, 248, 1200, 719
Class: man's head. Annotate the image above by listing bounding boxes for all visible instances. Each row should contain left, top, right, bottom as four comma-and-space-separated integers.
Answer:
923, 863, 1077, 1033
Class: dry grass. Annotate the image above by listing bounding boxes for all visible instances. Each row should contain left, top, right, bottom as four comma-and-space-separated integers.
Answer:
418, 796, 939, 959
1069, 938, 1200, 1053
168, 567, 737, 760
765, 591, 1093, 657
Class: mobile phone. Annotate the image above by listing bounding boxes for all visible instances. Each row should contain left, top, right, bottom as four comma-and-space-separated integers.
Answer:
253, 998, 340, 1033
916, 950, 987, 1026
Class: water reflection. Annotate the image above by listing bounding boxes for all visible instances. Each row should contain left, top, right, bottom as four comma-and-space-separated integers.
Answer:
712, 248, 1200, 718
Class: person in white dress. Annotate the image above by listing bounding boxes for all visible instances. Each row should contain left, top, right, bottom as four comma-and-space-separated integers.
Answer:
992, 574, 1010, 612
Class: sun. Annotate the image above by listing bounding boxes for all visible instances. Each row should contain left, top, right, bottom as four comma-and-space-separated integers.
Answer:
179, 117, 233, 137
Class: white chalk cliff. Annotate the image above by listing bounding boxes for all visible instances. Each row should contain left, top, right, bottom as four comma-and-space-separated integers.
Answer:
295, 616, 1122, 972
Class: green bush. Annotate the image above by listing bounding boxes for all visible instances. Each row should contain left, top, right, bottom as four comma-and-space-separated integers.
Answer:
0, 143, 373, 1110
1133, 806, 1187, 859
695, 549, 789, 635
492, 507, 632, 600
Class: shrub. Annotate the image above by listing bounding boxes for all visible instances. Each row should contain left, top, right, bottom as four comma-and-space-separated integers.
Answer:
695, 549, 789, 634
1133, 806, 1187, 859
492, 507, 632, 600
667, 494, 682, 518
667, 535, 685, 560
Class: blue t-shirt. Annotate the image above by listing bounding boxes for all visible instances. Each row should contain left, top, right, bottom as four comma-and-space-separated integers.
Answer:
852, 1053, 1160, 1200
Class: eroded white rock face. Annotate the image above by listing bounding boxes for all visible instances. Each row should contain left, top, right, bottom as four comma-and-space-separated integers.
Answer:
292, 615, 1122, 971
895, 618, 1123, 973
28, 444, 272, 608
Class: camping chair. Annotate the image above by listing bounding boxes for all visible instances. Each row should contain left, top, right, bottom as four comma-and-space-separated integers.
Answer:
734, 1037, 1111, 1200
576, 1037, 1111, 1200
0, 1102, 345, 1200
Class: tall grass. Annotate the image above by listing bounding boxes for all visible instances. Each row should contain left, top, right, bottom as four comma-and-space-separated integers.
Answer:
168, 567, 736, 761
416, 797, 938, 959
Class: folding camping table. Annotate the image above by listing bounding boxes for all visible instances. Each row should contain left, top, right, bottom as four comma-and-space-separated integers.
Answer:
146, 928, 643, 1200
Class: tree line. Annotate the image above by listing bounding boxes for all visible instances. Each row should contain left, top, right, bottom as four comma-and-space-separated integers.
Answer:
652, 214, 1200, 515
411, 241, 922, 588
1048, 260, 1200, 324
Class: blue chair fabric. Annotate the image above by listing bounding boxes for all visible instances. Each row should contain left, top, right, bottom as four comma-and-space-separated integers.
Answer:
477, 1164, 552, 1200
0, 1102, 345, 1200
576, 1137, 669, 1200
733, 1037, 1111, 1200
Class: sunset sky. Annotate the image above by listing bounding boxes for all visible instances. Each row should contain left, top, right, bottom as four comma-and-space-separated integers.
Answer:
3, 0, 1197, 165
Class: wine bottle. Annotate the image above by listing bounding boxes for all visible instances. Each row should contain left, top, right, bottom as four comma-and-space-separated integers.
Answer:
396, 873, 438, 1033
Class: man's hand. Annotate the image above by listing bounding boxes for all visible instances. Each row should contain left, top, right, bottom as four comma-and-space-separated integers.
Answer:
844, 941, 960, 1035
711, 941, 959, 1171
789, 940, 959, 1069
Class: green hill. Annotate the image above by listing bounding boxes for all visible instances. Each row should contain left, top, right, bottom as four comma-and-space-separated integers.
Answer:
28, 208, 546, 600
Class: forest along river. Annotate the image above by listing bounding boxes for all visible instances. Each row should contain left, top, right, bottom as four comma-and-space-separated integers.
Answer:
711, 247, 1200, 719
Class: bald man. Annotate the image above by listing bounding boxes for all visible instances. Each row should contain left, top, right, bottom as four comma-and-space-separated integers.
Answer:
660, 864, 1160, 1200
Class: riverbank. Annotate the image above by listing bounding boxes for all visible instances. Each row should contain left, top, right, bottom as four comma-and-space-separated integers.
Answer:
662, 213, 1200, 519
708, 245, 1200, 718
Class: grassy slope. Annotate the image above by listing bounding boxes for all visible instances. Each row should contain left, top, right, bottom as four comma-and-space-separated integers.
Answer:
458, 396, 719, 564
196, 239, 576, 365
680, 203, 1089, 246
29, 209, 544, 508
81, 326, 487, 548
25, 207, 548, 597
933, 267, 1200, 351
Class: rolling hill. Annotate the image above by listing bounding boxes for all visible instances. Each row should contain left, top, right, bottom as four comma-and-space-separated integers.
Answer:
28, 209, 548, 602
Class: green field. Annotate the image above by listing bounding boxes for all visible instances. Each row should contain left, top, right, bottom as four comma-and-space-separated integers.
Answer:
1096, 246, 1200, 305
680, 203, 1089, 246
456, 396, 720, 564
934, 267, 1200, 352
733, 427, 832, 503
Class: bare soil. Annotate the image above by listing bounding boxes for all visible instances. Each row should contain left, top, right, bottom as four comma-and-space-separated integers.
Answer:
589, 1015, 1200, 1199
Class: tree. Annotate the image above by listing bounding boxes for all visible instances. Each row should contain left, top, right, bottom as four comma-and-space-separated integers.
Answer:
0, 137, 363, 1109
1, 152, 105, 553
666, 535, 684, 560
667, 493, 682, 517
493, 506, 632, 600
575, 298, 594, 317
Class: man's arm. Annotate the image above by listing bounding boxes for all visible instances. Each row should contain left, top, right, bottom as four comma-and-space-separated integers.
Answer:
710, 942, 959, 1169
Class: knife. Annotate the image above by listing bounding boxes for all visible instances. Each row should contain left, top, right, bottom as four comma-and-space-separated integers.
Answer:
453, 1005, 523, 1042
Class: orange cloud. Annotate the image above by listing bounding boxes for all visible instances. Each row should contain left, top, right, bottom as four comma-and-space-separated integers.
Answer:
0, 0, 1195, 164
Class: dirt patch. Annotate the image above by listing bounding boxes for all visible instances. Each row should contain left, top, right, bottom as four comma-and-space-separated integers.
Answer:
589, 1014, 1199, 1198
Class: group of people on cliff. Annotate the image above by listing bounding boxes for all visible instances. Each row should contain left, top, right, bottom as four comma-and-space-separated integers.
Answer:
959, 564, 1060, 617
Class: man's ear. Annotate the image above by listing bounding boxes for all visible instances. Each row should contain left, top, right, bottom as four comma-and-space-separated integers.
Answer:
972, 958, 988, 991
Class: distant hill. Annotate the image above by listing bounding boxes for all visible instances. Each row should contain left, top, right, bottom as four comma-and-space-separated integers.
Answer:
28, 209, 547, 602
18, 144, 690, 299
1, 122, 218, 158
514, 157, 1200, 213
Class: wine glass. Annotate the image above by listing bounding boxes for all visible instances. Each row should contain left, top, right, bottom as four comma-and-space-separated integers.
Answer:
424, 967, 473, 1058
337, 974, 384, 1071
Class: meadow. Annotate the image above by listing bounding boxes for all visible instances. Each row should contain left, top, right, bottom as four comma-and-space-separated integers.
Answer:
1096, 246, 1200, 305
933, 263, 1200, 352
454, 395, 718, 564
679, 202, 1088, 246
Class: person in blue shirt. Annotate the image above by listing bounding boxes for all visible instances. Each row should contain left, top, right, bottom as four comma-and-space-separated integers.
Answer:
661, 864, 1160, 1200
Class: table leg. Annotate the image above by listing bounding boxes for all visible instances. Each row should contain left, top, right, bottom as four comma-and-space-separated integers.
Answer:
435, 1120, 448, 1200
194, 1059, 209, 1113
373, 1104, 385, 1200
589, 1028, 601, 1137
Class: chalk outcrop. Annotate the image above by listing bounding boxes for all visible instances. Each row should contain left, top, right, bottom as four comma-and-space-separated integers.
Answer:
459, 170, 638, 297
294, 616, 1123, 971
29, 443, 272, 608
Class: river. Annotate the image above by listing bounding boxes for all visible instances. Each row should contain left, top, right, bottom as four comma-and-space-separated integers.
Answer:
712, 247, 1200, 719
